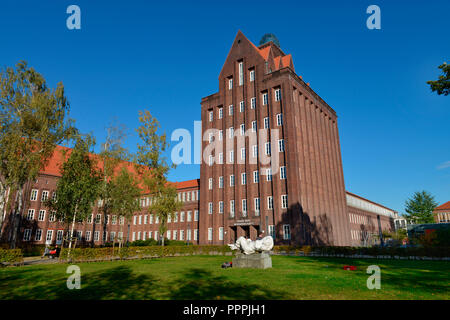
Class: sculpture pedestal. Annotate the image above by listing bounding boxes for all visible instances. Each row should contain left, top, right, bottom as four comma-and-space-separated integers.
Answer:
232, 252, 272, 269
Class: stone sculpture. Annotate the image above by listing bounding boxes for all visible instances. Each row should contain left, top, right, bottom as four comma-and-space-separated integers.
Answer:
228, 236, 274, 255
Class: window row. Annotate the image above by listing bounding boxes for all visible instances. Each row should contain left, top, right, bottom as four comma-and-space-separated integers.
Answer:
208, 167, 286, 189
208, 195, 288, 215
29, 189, 56, 202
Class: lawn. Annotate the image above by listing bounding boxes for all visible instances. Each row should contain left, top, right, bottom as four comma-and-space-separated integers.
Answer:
0, 255, 448, 300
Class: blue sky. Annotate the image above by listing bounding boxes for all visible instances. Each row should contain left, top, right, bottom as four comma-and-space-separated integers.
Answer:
0, 0, 448, 214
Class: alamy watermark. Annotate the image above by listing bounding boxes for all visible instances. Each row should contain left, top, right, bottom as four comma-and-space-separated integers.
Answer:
66, 265, 81, 289
366, 265, 381, 290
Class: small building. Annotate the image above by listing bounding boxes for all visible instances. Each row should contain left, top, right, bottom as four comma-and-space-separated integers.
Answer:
434, 201, 450, 223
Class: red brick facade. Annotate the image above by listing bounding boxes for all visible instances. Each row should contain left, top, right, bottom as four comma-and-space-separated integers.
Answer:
0, 31, 397, 248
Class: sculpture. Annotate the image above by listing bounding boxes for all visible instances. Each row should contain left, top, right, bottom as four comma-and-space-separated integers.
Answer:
228, 236, 274, 255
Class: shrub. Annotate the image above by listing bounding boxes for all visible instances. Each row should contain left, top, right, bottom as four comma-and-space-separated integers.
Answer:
0, 249, 23, 265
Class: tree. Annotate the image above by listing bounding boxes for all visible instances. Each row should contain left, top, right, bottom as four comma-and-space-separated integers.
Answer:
404, 191, 438, 224
45, 135, 101, 258
427, 62, 449, 96
98, 119, 130, 246
108, 167, 141, 250
0, 61, 76, 248
134, 110, 177, 245
149, 182, 183, 246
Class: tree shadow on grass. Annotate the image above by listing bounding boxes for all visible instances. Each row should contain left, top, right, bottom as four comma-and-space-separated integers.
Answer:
168, 268, 288, 300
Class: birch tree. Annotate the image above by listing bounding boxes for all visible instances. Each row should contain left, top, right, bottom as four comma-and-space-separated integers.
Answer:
45, 135, 101, 258
0, 61, 75, 247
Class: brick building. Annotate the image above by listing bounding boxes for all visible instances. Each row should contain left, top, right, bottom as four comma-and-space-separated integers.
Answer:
434, 201, 450, 223
0, 31, 397, 248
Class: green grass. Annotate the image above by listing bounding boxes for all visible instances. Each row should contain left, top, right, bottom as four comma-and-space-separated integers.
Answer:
0, 255, 449, 300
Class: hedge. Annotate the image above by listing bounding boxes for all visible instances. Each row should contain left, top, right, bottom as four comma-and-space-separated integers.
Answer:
59, 245, 233, 262
0, 249, 24, 265
272, 245, 450, 258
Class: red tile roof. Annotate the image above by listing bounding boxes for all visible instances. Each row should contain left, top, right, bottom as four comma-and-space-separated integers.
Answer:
435, 201, 450, 211
39, 145, 197, 192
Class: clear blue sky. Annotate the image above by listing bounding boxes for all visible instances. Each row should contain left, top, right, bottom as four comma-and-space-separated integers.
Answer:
1, 0, 449, 214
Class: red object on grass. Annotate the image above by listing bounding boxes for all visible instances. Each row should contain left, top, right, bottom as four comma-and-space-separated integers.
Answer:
343, 265, 356, 271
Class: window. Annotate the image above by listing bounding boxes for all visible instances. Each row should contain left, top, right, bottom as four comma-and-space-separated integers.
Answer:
209, 111, 213, 122
228, 127, 234, 138
229, 151, 234, 163
253, 171, 259, 183
94, 231, 100, 242
174, 213, 178, 223
278, 139, 285, 152
265, 142, 271, 155
85, 231, 91, 241
268, 196, 273, 210
133, 215, 137, 225
254, 198, 260, 214
187, 229, 192, 241
241, 172, 247, 185
219, 227, 224, 241
118, 232, 123, 241
228, 78, 233, 90
192, 191, 196, 201
240, 124, 245, 135
280, 166, 286, 179
219, 176, 224, 188
119, 216, 124, 225
144, 215, 148, 224
209, 178, 213, 190
180, 230, 185, 240
149, 231, 153, 239
264, 117, 269, 129
168, 213, 172, 223
230, 174, 235, 186
52, 192, 57, 201
242, 199, 247, 215
57, 230, 64, 243
218, 107, 223, 119
277, 113, 283, 126
46, 230, 54, 242
38, 210, 45, 221
208, 132, 214, 143
239, 62, 244, 86
251, 97, 256, 109
269, 225, 275, 239
281, 195, 288, 209
262, 93, 268, 105
33, 229, 42, 241
266, 168, 272, 181
23, 229, 32, 241
252, 121, 257, 132
167, 230, 171, 240
138, 215, 142, 225
155, 216, 159, 224
187, 211, 192, 222
219, 201, 224, 213
194, 210, 199, 221
49, 211, 57, 222
132, 232, 136, 241
209, 202, 213, 214
229, 105, 234, 115
283, 224, 291, 240
250, 69, 255, 82
27, 209, 35, 220
41, 190, 49, 202
275, 88, 281, 101
110, 232, 116, 242
230, 200, 235, 217
150, 214, 154, 224
208, 228, 213, 241
239, 101, 245, 113
241, 147, 246, 161
252, 145, 258, 157
191, 229, 197, 241
218, 130, 223, 141
180, 211, 185, 222
104, 231, 109, 242
30, 189, 38, 201
209, 155, 214, 166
